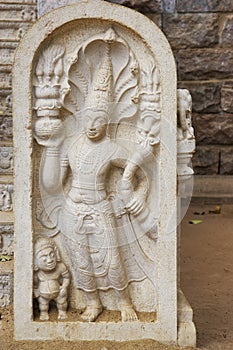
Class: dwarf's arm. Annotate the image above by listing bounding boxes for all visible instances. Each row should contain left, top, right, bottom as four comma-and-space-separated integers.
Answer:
33, 272, 40, 298
58, 263, 70, 297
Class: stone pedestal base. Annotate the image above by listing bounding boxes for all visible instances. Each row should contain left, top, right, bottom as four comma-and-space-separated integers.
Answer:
178, 289, 196, 347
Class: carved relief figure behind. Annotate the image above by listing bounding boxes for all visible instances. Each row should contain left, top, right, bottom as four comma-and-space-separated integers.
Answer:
33, 28, 161, 322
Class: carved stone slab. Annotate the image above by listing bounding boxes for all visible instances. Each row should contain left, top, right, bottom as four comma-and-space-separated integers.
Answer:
2, 0, 36, 4
38, 0, 78, 16
0, 67, 12, 89
0, 90, 12, 114
0, 224, 14, 255
0, 4, 36, 21
0, 43, 17, 65
0, 147, 13, 174
0, 184, 13, 211
13, 0, 195, 346
0, 269, 13, 307
0, 22, 32, 41
0, 116, 13, 141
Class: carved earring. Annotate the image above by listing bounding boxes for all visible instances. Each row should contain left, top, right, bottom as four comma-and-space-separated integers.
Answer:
55, 247, 61, 262
106, 122, 110, 139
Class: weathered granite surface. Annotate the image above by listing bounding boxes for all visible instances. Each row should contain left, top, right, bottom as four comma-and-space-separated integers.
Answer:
163, 13, 219, 49
0, 261, 13, 307
177, 0, 233, 12
0, 184, 13, 212
176, 49, 233, 81
162, 0, 176, 13
221, 83, 233, 114
192, 146, 220, 175
0, 224, 14, 256
178, 83, 221, 114
0, 116, 12, 141
220, 148, 233, 175
38, 0, 163, 15
0, 147, 13, 174
107, 0, 163, 12
220, 15, 233, 48
193, 114, 233, 145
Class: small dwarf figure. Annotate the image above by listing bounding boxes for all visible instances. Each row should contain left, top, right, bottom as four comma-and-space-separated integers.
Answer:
33, 236, 70, 321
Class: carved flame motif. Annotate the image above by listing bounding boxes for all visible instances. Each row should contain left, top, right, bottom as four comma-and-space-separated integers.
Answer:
34, 45, 65, 115
136, 61, 161, 149
35, 45, 65, 86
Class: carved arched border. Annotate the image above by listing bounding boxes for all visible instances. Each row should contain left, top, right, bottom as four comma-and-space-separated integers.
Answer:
13, 0, 177, 343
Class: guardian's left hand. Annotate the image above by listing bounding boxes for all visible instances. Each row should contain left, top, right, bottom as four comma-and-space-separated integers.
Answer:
125, 195, 145, 216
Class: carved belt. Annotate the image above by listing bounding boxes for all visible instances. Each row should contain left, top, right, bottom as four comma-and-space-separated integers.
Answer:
71, 181, 105, 191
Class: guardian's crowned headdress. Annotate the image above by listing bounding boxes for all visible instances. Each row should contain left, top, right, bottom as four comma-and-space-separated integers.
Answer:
85, 45, 113, 116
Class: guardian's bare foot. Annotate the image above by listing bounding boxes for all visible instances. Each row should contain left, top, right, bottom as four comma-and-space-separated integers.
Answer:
81, 305, 103, 322
39, 311, 49, 321
58, 310, 68, 320
116, 288, 138, 322
120, 305, 138, 322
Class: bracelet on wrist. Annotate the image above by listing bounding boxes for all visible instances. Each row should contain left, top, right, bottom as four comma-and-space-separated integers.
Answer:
46, 147, 60, 156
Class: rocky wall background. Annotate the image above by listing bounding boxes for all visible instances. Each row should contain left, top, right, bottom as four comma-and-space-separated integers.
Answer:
0, 0, 37, 306
106, 0, 233, 176
0, 0, 232, 305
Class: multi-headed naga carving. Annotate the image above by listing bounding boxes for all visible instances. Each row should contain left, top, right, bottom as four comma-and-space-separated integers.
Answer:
33, 28, 161, 322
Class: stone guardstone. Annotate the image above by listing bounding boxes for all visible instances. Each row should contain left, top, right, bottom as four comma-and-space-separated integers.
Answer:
13, 0, 196, 346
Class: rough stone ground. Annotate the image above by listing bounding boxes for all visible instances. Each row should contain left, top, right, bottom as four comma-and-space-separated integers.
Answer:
1, 203, 233, 350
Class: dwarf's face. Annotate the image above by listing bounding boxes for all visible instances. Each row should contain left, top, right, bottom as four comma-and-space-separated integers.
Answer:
36, 247, 57, 271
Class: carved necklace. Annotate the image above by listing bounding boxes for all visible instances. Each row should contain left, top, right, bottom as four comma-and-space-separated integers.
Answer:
76, 137, 103, 176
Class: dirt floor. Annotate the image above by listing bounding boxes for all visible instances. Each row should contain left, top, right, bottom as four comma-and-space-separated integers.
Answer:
181, 203, 233, 350
1, 203, 233, 350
